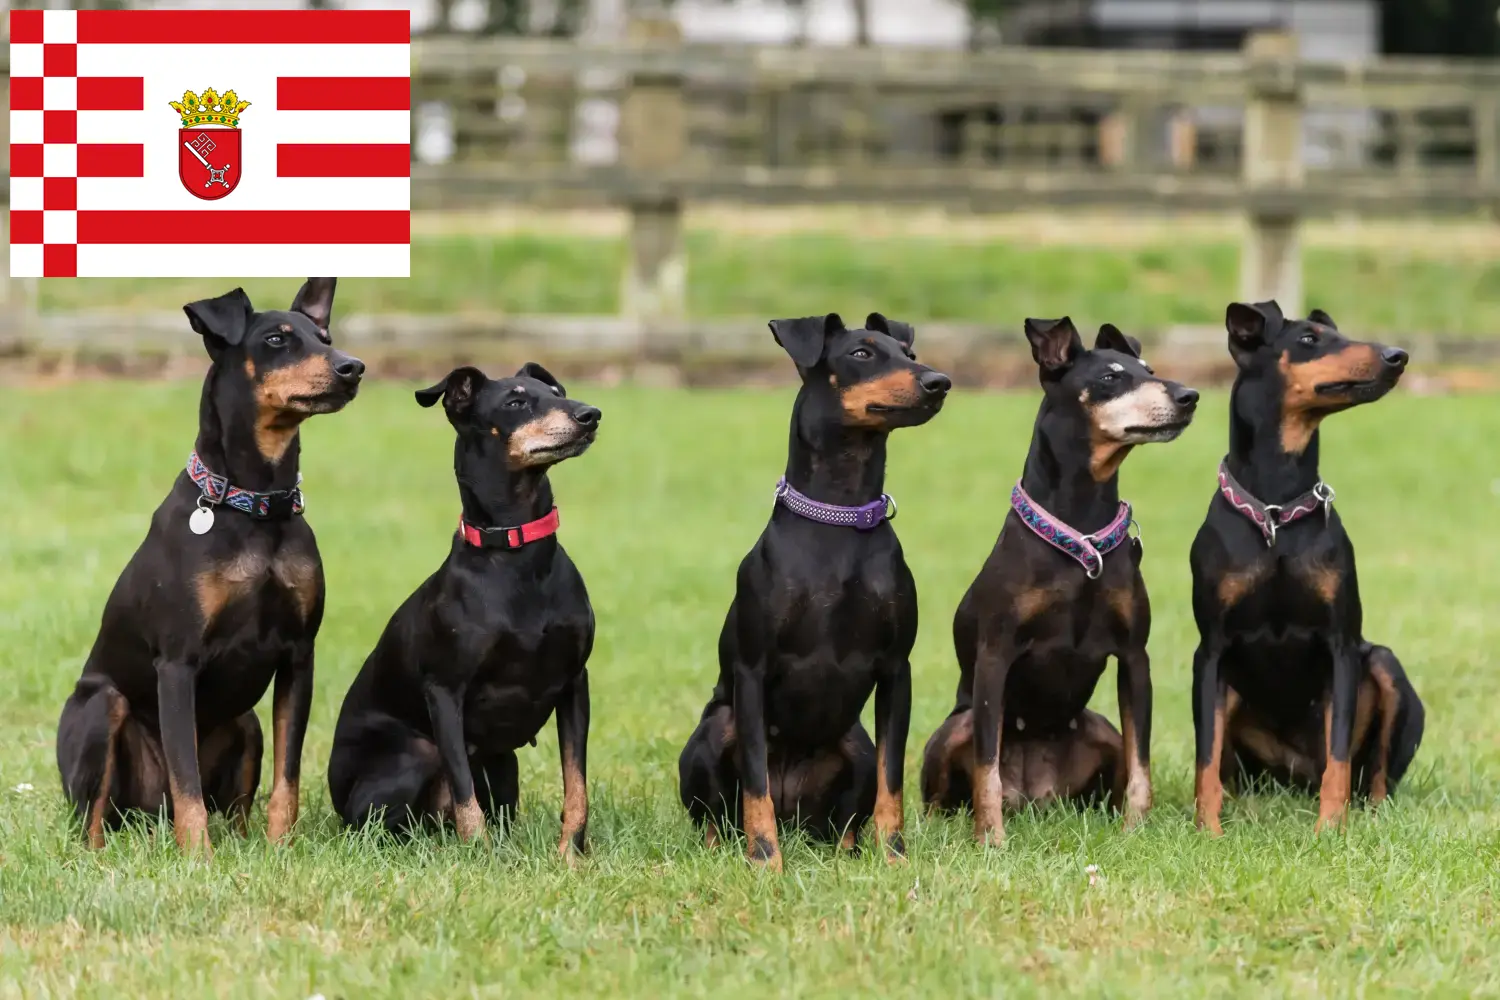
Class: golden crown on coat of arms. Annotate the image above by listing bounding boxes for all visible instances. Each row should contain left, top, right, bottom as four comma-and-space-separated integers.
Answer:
169, 88, 251, 129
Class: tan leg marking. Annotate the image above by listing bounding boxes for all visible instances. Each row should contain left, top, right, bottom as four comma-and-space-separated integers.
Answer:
453, 797, 487, 843
1195, 691, 1230, 836
1315, 700, 1352, 832
557, 747, 588, 865
972, 755, 1005, 846
1119, 706, 1152, 827
87, 694, 129, 849
1368, 665, 1401, 804
265, 688, 299, 844
873, 754, 905, 863
742, 792, 782, 871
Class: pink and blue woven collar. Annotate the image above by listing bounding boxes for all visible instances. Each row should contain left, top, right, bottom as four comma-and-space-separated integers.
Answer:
1010, 480, 1133, 579
187, 451, 305, 520
774, 477, 895, 531
1217, 460, 1334, 546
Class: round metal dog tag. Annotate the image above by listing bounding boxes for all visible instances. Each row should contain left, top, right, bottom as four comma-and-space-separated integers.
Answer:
189, 507, 215, 535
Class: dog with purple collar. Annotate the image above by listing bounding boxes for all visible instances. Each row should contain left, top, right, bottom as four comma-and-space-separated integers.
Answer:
921, 317, 1198, 844
677, 312, 950, 870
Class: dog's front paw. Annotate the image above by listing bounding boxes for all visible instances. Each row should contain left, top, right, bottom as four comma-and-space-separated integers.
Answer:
453, 798, 488, 843
1194, 812, 1224, 837
973, 808, 1006, 848
557, 827, 587, 867
1313, 807, 1347, 835
747, 836, 782, 872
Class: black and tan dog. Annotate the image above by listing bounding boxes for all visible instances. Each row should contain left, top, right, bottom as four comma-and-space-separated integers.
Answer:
677, 313, 950, 870
921, 318, 1198, 843
327, 364, 599, 860
56, 279, 362, 854
1190, 301, 1424, 835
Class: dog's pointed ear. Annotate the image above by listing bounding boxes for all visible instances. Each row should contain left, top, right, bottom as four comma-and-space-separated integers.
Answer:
415, 366, 487, 421
516, 361, 565, 397
1226, 301, 1277, 356
290, 277, 337, 334
769, 313, 841, 369
865, 312, 916, 356
184, 287, 254, 358
1308, 308, 1337, 330
1024, 317, 1083, 374
1095, 323, 1141, 358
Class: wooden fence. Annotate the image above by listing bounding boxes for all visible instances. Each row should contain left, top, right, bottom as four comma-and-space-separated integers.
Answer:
408, 16, 1500, 322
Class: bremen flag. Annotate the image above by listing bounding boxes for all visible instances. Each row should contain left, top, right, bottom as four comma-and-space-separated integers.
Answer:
8, 8, 410, 278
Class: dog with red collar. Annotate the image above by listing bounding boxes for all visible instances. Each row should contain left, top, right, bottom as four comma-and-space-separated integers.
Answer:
327, 363, 600, 860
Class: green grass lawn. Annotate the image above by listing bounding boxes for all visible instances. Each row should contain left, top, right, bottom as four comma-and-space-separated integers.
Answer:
28, 230, 1500, 337
1, 378, 1498, 998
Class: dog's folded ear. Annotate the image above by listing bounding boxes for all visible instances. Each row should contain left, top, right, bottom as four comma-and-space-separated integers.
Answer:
516, 361, 565, 397
1095, 323, 1142, 358
1308, 308, 1337, 330
290, 277, 337, 334
415, 366, 488, 420
1024, 317, 1083, 374
185, 288, 255, 356
866, 313, 916, 357
769, 314, 842, 369
1226, 301, 1280, 355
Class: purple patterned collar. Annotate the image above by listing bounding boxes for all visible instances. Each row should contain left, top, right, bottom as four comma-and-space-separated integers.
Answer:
1010, 480, 1134, 579
774, 477, 895, 531
1218, 460, 1335, 546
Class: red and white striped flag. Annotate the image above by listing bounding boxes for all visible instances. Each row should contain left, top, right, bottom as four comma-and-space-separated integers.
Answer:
9, 8, 410, 278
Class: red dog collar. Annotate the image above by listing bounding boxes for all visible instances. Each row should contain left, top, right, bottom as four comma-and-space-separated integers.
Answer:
458, 508, 560, 550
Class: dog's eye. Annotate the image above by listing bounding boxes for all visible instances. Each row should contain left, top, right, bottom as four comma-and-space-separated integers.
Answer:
1142, 364, 1155, 375
1099, 371, 1118, 383
549, 386, 563, 397
1300, 332, 1318, 346
504, 397, 527, 410
264, 333, 286, 348
850, 347, 873, 360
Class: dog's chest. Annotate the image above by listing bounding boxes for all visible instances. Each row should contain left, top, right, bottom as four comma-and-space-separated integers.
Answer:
460, 624, 585, 747
194, 540, 320, 634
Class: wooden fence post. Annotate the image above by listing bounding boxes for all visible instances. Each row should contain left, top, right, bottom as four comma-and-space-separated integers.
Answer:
1477, 95, 1499, 208
1240, 31, 1304, 316
618, 8, 686, 322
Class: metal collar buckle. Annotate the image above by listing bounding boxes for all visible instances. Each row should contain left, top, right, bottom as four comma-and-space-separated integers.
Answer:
1261, 504, 1282, 547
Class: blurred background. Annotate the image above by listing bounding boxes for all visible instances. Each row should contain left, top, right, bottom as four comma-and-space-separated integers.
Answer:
2, 0, 1498, 387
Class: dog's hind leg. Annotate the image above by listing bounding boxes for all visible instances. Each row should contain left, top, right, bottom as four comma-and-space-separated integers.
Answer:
201, 712, 264, 837
830, 724, 876, 852
919, 709, 974, 814
57, 681, 129, 849
677, 704, 740, 849
329, 712, 440, 836
1360, 644, 1424, 802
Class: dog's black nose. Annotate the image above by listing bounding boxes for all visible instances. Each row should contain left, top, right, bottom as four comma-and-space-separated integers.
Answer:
573, 406, 601, 428
333, 354, 365, 382
1382, 347, 1409, 369
919, 371, 952, 396
1174, 387, 1200, 408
